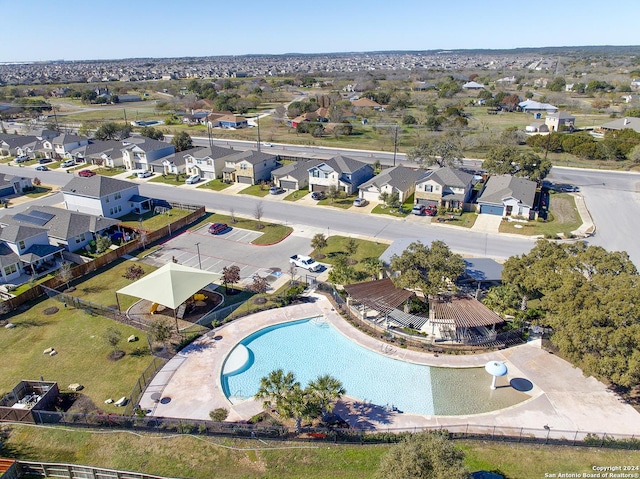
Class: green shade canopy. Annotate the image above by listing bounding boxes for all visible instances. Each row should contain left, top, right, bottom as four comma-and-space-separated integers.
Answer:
117, 262, 220, 309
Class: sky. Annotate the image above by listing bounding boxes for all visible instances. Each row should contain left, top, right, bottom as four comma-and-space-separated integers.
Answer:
1, 0, 639, 62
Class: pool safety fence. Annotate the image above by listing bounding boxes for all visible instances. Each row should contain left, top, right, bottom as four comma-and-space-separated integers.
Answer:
5, 409, 639, 450
123, 356, 168, 416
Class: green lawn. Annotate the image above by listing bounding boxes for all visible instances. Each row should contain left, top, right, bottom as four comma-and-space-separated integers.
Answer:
2, 426, 638, 479
118, 208, 193, 232
499, 193, 581, 237
311, 235, 388, 273
239, 184, 271, 197
192, 213, 293, 245
23, 186, 53, 198
197, 179, 232, 191
93, 167, 127, 177
148, 174, 187, 186
283, 189, 308, 201
371, 204, 408, 217
440, 211, 478, 228
318, 195, 358, 209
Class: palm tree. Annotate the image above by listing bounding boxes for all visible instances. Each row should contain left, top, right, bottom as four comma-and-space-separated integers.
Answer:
307, 374, 345, 416
255, 369, 299, 416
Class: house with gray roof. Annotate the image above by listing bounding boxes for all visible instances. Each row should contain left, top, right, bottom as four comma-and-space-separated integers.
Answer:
72, 140, 126, 167
38, 134, 90, 160
0, 135, 38, 157
308, 155, 374, 195
476, 175, 537, 218
414, 167, 475, 209
221, 149, 280, 185
2, 206, 120, 253
62, 176, 151, 218
0, 223, 64, 281
271, 159, 323, 191
0, 174, 33, 197
121, 137, 175, 171
599, 117, 640, 134
545, 111, 575, 132
358, 165, 425, 203
181, 145, 233, 179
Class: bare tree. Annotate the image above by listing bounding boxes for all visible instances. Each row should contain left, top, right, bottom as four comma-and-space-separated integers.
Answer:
57, 262, 73, 291
254, 201, 264, 229
249, 274, 269, 294
229, 207, 237, 224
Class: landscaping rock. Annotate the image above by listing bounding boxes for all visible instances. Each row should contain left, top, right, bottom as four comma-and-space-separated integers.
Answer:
43, 347, 53, 354
127, 335, 138, 343
49, 349, 57, 356
4, 323, 15, 329
114, 396, 128, 407
104, 398, 114, 404
68, 383, 83, 392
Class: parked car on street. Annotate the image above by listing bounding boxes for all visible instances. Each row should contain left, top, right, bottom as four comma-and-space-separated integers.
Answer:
35, 165, 49, 171
61, 159, 75, 168
311, 191, 325, 200
208, 223, 229, 235
185, 174, 201, 184
78, 169, 96, 177
353, 197, 368, 207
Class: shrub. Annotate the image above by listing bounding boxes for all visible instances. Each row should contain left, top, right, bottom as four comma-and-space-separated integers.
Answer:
123, 264, 145, 281
209, 408, 229, 422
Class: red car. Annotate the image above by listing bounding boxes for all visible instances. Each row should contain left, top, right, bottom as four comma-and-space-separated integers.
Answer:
208, 223, 229, 235
78, 169, 96, 177
425, 206, 437, 216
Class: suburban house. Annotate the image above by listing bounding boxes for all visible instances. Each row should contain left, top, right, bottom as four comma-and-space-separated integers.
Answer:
525, 121, 549, 134
351, 98, 385, 110
121, 137, 175, 171
462, 81, 485, 89
183, 145, 234, 179
0, 224, 64, 280
358, 165, 425, 204
414, 167, 475, 209
518, 99, 558, 117
0, 174, 33, 198
38, 134, 90, 160
23, 128, 59, 141
476, 174, 537, 218
599, 117, 640, 134
221, 150, 279, 185
291, 111, 319, 128
182, 110, 210, 125
72, 140, 126, 166
0, 134, 38, 157
62, 176, 152, 218
307, 155, 375, 195
148, 149, 194, 176
271, 159, 323, 191
2, 206, 119, 253
545, 111, 575, 132
216, 114, 249, 129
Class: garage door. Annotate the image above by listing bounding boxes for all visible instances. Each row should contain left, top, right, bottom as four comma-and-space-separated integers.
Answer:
237, 175, 253, 184
0, 186, 14, 197
311, 184, 328, 192
480, 204, 504, 215
361, 191, 380, 203
416, 198, 438, 207
280, 180, 297, 190
202, 171, 215, 179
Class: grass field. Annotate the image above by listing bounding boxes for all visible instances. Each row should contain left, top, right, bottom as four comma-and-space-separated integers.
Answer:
118, 208, 193, 231
311, 235, 388, 274
499, 193, 581, 237
238, 184, 271, 197
1, 425, 638, 479
197, 179, 232, 191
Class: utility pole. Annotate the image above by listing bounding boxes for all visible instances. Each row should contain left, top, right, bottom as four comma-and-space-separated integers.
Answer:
256, 114, 261, 152
392, 124, 399, 167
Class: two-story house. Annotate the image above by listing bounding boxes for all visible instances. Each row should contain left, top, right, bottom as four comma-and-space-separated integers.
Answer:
272, 159, 323, 191
358, 165, 425, 204
38, 134, 90, 160
221, 150, 280, 185
0, 224, 64, 279
477, 175, 537, 219
182, 145, 232, 179
307, 155, 374, 195
3, 206, 120, 253
72, 140, 126, 167
121, 137, 175, 171
414, 167, 475, 209
0, 134, 39, 158
62, 176, 152, 218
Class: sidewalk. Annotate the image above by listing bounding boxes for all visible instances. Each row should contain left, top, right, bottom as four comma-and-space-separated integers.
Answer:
571, 193, 595, 237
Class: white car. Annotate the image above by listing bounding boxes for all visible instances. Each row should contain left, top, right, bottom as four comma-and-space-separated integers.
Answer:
185, 174, 201, 184
261, 142, 273, 147
137, 171, 153, 178
61, 159, 75, 168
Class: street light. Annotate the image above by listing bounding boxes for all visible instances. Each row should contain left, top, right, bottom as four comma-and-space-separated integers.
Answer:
195, 242, 202, 269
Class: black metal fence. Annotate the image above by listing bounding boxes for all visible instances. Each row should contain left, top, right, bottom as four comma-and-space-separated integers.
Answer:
123, 356, 168, 416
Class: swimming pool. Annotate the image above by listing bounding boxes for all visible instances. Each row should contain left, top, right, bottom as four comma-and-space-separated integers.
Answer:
221, 318, 528, 416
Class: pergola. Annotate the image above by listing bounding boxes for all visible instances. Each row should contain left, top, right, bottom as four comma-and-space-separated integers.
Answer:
428, 294, 504, 343
116, 263, 220, 330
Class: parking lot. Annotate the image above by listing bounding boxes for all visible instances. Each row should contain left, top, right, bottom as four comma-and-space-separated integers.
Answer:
140, 223, 315, 287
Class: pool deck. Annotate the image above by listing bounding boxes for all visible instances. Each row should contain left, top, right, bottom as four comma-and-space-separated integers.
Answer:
140, 293, 640, 437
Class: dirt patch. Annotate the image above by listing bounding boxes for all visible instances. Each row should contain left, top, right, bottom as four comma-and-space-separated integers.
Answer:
346, 259, 359, 265
549, 195, 579, 224
108, 350, 126, 361
43, 307, 59, 315
314, 253, 326, 260
253, 297, 267, 305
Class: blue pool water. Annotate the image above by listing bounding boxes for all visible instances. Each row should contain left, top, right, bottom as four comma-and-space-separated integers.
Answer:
221, 318, 528, 416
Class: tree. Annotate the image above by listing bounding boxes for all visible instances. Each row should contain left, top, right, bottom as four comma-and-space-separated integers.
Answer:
362, 257, 384, 280
402, 114, 417, 125
408, 137, 462, 168
375, 431, 467, 479
95, 235, 112, 254
171, 131, 192, 152
148, 318, 173, 348
32, 177, 41, 186
222, 265, 241, 293
254, 201, 264, 229
57, 262, 73, 291
104, 327, 122, 353
345, 237, 359, 259
326, 185, 341, 204
482, 284, 521, 318
307, 374, 345, 415
255, 369, 300, 417
139, 126, 164, 140
249, 274, 269, 294
483, 145, 551, 182
385, 191, 401, 210
390, 241, 465, 297
311, 233, 328, 256
94, 122, 131, 141
503, 240, 640, 389
547, 77, 567, 92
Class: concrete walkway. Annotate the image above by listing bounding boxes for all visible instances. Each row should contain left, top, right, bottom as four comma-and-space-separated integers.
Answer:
571, 193, 595, 237
140, 294, 640, 437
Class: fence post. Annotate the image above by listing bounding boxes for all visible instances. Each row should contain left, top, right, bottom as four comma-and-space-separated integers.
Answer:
573, 430, 578, 446
519, 427, 523, 442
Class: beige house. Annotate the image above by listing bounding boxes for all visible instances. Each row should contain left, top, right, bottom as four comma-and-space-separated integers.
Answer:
221, 150, 279, 185
545, 111, 575, 132
414, 167, 475, 209
358, 166, 425, 204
